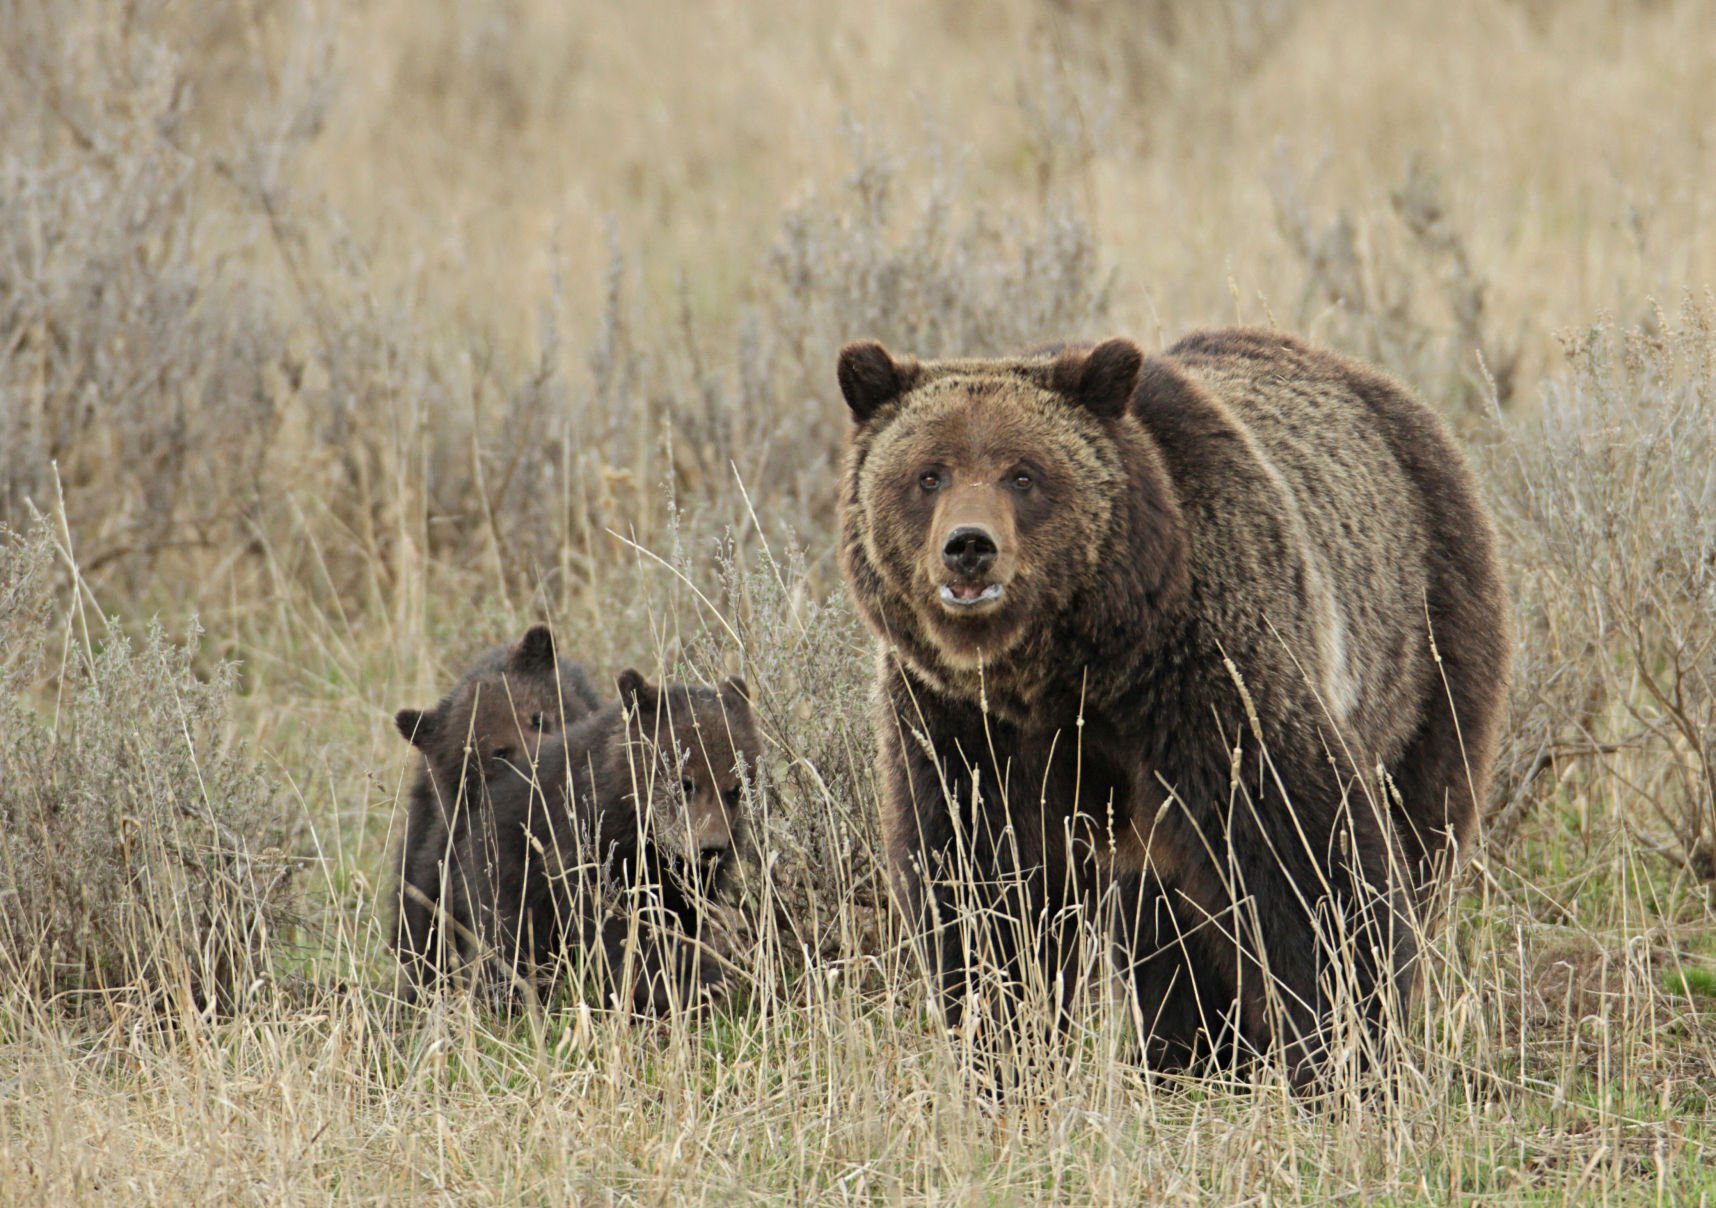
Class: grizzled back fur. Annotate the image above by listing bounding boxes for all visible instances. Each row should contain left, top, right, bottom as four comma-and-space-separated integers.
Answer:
388, 624, 601, 999
837, 328, 1509, 1086
463, 670, 760, 1012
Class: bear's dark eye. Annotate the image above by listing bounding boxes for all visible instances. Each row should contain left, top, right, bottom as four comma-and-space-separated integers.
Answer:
680, 777, 697, 800
1010, 470, 1034, 492
491, 745, 516, 765
527, 712, 547, 732
918, 470, 942, 493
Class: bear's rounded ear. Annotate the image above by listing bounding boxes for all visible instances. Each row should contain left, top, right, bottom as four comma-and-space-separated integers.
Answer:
512, 624, 557, 673
718, 675, 751, 708
396, 707, 437, 748
1051, 338, 1143, 420
838, 341, 919, 423
616, 669, 659, 710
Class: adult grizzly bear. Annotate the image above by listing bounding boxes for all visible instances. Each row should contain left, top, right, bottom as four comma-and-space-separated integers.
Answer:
391, 624, 601, 998
463, 670, 759, 1012
837, 328, 1509, 1084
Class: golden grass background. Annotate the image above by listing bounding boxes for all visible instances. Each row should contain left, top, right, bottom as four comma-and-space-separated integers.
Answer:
2, 0, 1715, 1202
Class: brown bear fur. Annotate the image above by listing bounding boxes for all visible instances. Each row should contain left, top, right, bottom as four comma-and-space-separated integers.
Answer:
837, 328, 1509, 1084
461, 670, 759, 1012
390, 624, 601, 999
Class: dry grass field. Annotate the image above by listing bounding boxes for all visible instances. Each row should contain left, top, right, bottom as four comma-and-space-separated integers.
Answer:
3, 0, 1715, 1202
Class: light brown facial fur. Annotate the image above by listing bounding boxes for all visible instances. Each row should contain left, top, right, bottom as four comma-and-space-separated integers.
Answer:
843, 342, 1139, 684
615, 670, 756, 866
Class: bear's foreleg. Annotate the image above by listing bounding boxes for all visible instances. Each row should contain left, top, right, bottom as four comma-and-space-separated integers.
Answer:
880, 710, 1097, 1046
1119, 752, 1418, 1088
392, 785, 479, 999
462, 793, 565, 1008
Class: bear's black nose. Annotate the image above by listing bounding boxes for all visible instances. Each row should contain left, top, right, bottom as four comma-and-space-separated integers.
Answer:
942, 527, 998, 577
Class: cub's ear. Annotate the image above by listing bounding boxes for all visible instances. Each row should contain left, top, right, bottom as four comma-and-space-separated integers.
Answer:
395, 707, 437, 748
718, 676, 751, 708
616, 668, 660, 711
837, 341, 919, 422
1050, 337, 1143, 420
512, 624, 557, 673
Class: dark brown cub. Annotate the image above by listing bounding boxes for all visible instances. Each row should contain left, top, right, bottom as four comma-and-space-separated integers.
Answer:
389, 624, 601, 1000
463, 670, 760, 1013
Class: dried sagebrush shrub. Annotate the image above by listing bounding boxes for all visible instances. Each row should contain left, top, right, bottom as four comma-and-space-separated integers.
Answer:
1486, 297, 1716, 877
0, 525, 300, 1014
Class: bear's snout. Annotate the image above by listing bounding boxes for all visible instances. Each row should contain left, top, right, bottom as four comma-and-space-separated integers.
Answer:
690, 804, 734, 853
942, 526, 998, 578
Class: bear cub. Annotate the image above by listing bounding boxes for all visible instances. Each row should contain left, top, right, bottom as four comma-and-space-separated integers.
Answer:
390, 624, 601, 999
462, 669, 760, 1012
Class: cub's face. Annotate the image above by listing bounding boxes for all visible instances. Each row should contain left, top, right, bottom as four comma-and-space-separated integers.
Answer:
616, 671, 759, 880
440, 676, 562, 776
839, 340, 1142, 673
396, 625, 591, 792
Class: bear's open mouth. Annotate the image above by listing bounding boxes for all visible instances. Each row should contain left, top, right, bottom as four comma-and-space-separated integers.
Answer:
939, 582, 1004, 610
